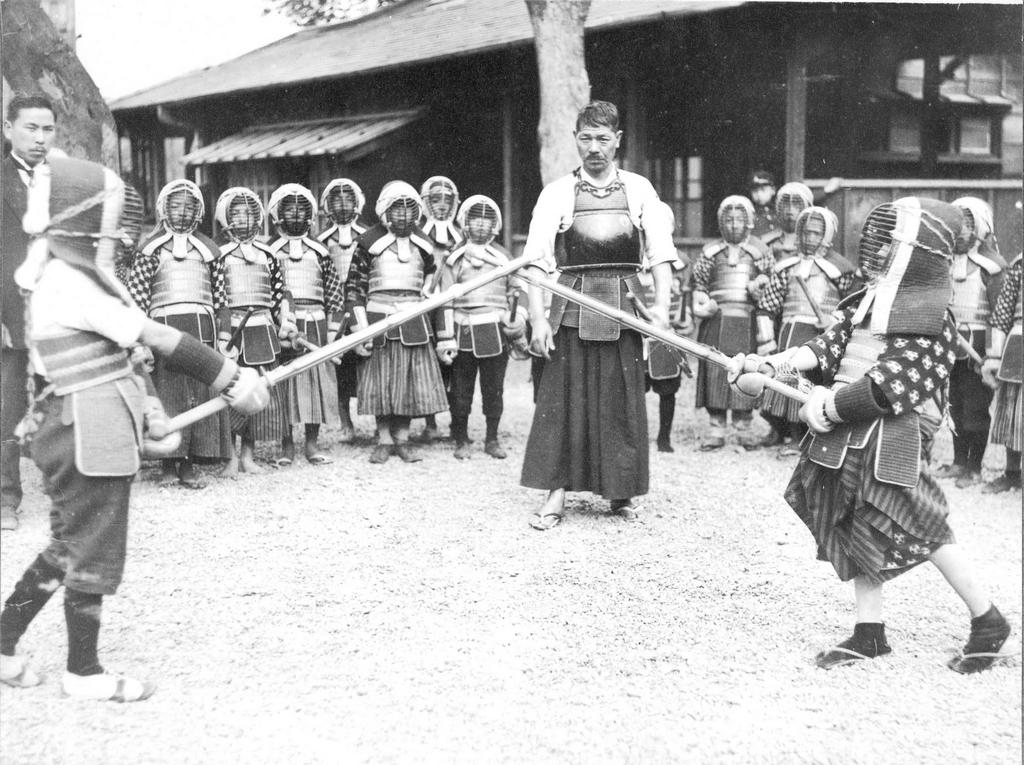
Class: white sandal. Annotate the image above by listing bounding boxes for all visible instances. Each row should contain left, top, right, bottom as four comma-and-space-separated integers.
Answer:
62, 671, 156, 702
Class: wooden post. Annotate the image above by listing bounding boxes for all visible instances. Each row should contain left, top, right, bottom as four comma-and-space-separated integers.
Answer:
502, 93, 514, 251
920, 54, 941, 176
623, 79, 647, 175
785, 51, 808, 182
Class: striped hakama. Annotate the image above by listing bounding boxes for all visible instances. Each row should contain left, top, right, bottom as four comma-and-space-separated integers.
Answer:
520, 327, 649, 500
282, 364, 338, 425
784, 421, 954, 583
694, 311, 758, 411
990, 381, 1022, 451
760, 321, 818, 421
356, 339, 448, 417
152, 360, 232, 459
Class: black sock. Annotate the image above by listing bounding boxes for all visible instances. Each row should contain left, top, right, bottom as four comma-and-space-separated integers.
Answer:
485, 417, 500, 442
64, 588, 103, 676
1, 554, 65, 656
966, 434, 987, 472
658, 395, 675, 441
450, 416, 468, 444
952, 435, 969, 466
847, 622, 890, 656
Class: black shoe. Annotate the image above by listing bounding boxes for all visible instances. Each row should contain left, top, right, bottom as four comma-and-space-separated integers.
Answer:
656, 436, 674, 453
454, 441, 472, 460
815, 623, 891, 669
948, 605, 1012, 674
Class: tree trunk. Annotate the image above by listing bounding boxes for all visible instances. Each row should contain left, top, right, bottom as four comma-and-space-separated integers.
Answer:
526, 0, 591, 185
2, 0, 117, 167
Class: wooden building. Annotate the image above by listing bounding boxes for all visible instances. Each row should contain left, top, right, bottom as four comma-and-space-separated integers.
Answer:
111, 0, 1023, 258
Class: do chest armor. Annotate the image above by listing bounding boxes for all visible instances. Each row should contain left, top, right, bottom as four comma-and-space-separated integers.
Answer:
34, 330, 134, 395
710, 248, 757, 314
224, 255, 273, 309
327, 236, 358, 284
949, 264, 990, 330
369, 246, 425, 293
150, 247, 213, 309
279, 252, 324, 304
783, 265, 840, 323
557, 182, 641, 270
453, 261, 508, 311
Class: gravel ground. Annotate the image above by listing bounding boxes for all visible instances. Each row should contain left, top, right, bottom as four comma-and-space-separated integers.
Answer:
1, 359, 1020, 765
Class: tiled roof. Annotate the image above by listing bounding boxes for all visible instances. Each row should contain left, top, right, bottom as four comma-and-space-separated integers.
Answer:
181, 111, 423, 165
111, 0, 742, 111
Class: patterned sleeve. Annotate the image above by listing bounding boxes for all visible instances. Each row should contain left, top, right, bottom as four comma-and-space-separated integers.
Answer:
991, 259, 1021, 334
344, 248, 371, 309
754, 247, 775, 277
318, 252, 343, 314
802, 303, 856, 377
691, 251, 714, 293
211, 257, 227, 310
422, 247, 438, 277
757, 266, 788, 317
836, 270, 860, 299
862, 313, 958, 416
125, 251, 159, 313
266, 256, 286, 324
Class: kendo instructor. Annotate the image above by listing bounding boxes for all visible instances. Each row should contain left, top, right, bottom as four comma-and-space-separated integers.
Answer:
519, 100, 676, 531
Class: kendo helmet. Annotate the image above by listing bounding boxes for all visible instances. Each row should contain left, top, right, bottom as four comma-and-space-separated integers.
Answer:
951, 196, 994, 254
457, 195, 502, 245
376, 181, 426, 238
320, 178, 364, 226
216, 187, 265, 244
421, 176, 459, 223
717, 195, 755, 244
157, 179, 205, 235
857, 197, 963, 335
268, 183, 316, 238
18, 156, 141, 297
795, 206, 837, 258
775, 182, 814, 231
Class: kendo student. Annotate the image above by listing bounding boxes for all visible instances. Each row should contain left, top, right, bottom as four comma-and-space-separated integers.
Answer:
213, 187, 293, 476
691, 195, 773, 451
318, 178, 368, 442
755, 206, 858, 452
0, 157, 269, 700
268, 184, 343, 465
127, 179, 232, 488
346, 181, 449, 464
434, 195, 526, 460
935, 196, 1005, 488
729, 198, 1012, 674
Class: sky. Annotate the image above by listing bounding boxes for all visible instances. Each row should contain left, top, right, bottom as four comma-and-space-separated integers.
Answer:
76, 0, 297, 101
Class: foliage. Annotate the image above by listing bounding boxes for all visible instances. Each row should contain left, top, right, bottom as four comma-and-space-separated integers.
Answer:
263, 0, 402, 26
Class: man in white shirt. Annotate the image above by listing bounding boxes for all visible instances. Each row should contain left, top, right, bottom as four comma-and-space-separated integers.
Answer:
519, 100, 675, 530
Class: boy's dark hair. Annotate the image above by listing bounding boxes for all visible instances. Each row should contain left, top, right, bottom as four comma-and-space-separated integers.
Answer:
575, 101, 619, 132
6, 94, 55, 123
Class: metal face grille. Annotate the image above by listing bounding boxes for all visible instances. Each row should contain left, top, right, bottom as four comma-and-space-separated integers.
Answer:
161, 186, 203, 234
424, 178, 458, 221
325, 184, 359, 225
386, 197, 421, 236
276, 194, 313, 237
464, 202, 499, 244
858, 203, 899, 283
226, 192, 264, 243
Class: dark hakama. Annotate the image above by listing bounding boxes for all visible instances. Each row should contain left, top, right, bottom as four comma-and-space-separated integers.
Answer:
231, 320, 286, 442
694, 310, 758, 411
356, 339, 448, 417
521, 327, 648, 499
151, 312, 232, 459
784, 422, 954, 583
